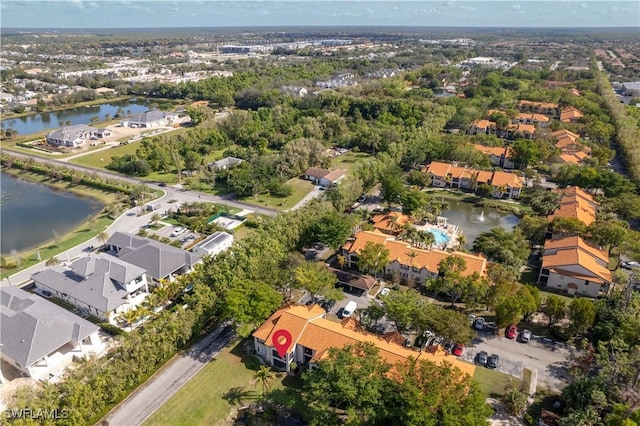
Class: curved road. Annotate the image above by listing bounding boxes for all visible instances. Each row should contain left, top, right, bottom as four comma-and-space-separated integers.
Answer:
3, 150, 279, 217
1, 150, 278, 287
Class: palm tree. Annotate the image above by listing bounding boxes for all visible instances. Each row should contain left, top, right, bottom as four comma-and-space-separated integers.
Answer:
45, 256, 61, 267
457, 233, 467, 248
144, 293, 160, 312
150, 213, 161, 227
97, 231, 109, 247
134, 305, 152, 327
121, 309, 138, 332
421, 231, 436, 250
253, 365, 276, 396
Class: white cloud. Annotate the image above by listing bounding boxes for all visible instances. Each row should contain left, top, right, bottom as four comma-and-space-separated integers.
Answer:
513, 4, 521, 9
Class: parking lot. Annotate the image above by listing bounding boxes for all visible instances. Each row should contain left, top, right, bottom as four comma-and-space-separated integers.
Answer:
146, 223, 197, 249
461, 327, 575, 392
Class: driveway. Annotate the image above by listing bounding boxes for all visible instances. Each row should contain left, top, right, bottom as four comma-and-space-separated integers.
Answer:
462, 328, 575, 392
289, 185, 324, 211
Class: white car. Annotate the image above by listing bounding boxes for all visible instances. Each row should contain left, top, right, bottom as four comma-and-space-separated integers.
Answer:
170, 227, 186, 237
380, 288, 390, 297
622, 261, 640, 270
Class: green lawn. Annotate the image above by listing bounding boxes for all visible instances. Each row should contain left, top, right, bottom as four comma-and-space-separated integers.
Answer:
71, 142, 140, 169
143, 340, 302, 426
241, 178, 315, 211
473, 367, 523, 398
330, 151, 372, 173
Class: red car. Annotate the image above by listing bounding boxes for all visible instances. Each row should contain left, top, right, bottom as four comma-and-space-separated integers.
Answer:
506, 325, 518, 339
453, 343, 465, 356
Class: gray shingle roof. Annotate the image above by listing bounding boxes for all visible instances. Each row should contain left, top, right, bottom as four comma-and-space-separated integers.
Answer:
129, 110, 175, 124
31, 254, 145, 313
107, 232, 202, 280
0, 286, 98, 369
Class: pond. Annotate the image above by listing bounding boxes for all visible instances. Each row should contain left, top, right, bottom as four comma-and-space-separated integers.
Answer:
439, 198, 521, 248
1, 98, 153, 135
0, 172, 103, 255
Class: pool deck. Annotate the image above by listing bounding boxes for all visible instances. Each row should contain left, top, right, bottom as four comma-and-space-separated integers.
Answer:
415, 223, 461, 250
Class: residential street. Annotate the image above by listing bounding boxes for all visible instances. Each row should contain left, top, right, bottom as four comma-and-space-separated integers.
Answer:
102, 323, 235, 426
1, 151, 278, 287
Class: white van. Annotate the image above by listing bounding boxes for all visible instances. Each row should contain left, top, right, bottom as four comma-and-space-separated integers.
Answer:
342, 301, 357, 318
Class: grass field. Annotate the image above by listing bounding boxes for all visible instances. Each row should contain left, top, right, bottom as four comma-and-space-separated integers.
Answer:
143, 340, 302, 426
71, 142, 140, 169
330, 151, 372, 173
241, 178, 315, 211
473, 366, 523, 398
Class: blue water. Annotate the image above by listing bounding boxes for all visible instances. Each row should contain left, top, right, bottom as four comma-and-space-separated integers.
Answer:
0, 172, 103, 254
1, 99, 152, 135
427, 228, 450, 245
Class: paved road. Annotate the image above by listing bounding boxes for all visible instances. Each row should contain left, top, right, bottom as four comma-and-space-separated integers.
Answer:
101, 323, 235, 426
461, 329, 575, 392
3, 150, 279, 217
1, 151, 279, 287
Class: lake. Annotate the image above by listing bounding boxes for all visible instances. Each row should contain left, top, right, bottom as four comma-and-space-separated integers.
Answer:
0, 172, 103, 255
1, 98, 152, 135
439, 198, 521, 248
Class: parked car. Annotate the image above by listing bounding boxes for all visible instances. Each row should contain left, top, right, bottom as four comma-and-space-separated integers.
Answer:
341, 301, 357, 318
41, 290, 52, 298
453, 343, 465, 356
321, 299, 336, 312
506, 325, 518, 339
520, 329, 532, 343
171, 227, 186, 237
443, 341, 455, 353
487, 354, 499, 369
357, 195, 367, 203
379, 288, 390, 297
622, 261, 640, 270
475, 351, 488, 365
473, 317, 486, 330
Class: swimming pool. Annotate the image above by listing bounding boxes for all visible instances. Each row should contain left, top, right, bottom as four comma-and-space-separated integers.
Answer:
426, 228, 450, 246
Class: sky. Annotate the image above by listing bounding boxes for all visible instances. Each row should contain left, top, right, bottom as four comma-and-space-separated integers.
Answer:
1, 0, 639, 29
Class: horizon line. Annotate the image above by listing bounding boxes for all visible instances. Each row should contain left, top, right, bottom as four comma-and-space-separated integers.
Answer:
2, 25, 638, 30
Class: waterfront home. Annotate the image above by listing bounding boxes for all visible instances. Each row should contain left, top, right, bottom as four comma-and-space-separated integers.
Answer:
46, 124, 97, 147
341, 230, 487, 285
1, 286, 103, 381
120, 110, 179, 128
32, 253, 149, 323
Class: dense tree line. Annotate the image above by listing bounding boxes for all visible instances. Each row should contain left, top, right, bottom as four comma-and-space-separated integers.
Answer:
303, 342, 492, 426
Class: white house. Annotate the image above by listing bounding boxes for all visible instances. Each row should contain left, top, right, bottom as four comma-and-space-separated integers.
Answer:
106, 232, 202, 282
208, 157, 244, 170
191, 231, 233, 257
303, 167, 346, 187
0, 286, 103, 381
46, 124, 97, 147
121, 110, 179, 128
31, 254, 150, 323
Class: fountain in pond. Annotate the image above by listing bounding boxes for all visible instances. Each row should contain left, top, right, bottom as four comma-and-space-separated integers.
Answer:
470, 210, 486, 223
